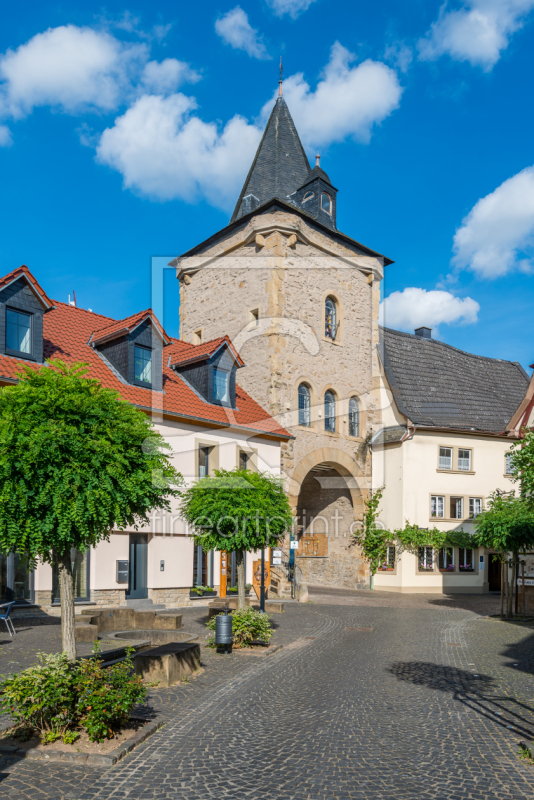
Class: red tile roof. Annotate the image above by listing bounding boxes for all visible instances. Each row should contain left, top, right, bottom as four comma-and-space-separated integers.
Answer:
91, 309, 171, 347
0, 269, 290, 440
170, 335, 244, 368
0, 265, 53, 309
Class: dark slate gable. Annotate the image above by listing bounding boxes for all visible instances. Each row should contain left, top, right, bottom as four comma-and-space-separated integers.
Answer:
174, 344, 238, 408
95, 319, 163, 391
0, 277, 45, 363
289, 164, 338, 230
231, 97, 311, 223
380, 327, 529, 432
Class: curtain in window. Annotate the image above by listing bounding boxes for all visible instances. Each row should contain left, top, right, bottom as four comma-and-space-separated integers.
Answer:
324, 390, 336, 432
348, 397, 359, 437
298, 384, 311, 426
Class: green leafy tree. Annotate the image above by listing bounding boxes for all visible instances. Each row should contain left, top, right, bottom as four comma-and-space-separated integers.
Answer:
0, 361, 182, 659
474, 491, 534, 617
180, 468, 293, 609
510, 429, 534, 497
352, 487, 391, 587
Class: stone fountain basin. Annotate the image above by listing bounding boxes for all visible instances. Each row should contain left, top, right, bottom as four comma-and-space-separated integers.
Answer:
105, 630, 198, 646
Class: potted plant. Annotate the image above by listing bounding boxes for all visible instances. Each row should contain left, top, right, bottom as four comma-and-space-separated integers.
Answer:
189, 585, 217, 599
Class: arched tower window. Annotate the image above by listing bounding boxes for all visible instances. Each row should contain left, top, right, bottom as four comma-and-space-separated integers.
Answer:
349, 396, 360, 437
321, 193, 332, 214
324, 390, 336, 432
325, 296, 338, 340
298, 383, 311, 427
302, 191, 314, 203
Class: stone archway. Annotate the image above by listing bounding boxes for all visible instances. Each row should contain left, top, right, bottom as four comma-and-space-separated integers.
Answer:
288, 448, 370, 591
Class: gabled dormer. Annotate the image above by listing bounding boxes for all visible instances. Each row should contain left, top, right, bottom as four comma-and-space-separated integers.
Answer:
171, 336, 244, 409
0, 266, 53, 363
290, 159, 338, 230
90, 310, 170, 391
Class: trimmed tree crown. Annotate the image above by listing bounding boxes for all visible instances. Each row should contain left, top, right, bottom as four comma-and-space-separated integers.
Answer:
0, 360, 182, 562
180, 468, 293, 552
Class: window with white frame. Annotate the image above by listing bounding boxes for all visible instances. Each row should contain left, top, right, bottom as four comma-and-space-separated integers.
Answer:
431, 495, 445, 518
213, 368, 230, 404
458, 448, 472, 471
418, 547, 434, 571
439, 547, 455, 571
439, 447, 452, 470
458, 548, 474, 572
378, 546, 395, 571
505, 453, 514, 475
450, 496, 463, 519
469, 498, 482, 519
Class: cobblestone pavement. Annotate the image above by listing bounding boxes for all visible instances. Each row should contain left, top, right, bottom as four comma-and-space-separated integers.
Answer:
1, 598, 534, 799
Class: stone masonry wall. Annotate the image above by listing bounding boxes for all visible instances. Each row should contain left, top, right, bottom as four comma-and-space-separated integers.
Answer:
178, 209, 383, 589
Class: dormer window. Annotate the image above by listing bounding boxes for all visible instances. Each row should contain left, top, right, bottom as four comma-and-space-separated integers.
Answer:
6, 308, 31, 355
302, 191, 314, 203
213, 367, 230, 404
134, 345, 152, 385
321, 193, 332, 214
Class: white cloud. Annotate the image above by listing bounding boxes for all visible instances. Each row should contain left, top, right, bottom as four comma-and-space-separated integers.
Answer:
379, 288, 480, 334
262, 42, 402, 148
215, 7, 270, 60
0, 124, 12, 146
96, 93, 262, 208
0, 25, 147, 118
384, 42, 413, 73
266, 0, 318, 18
140, 59, 201, 94
418, 0, 534, 70
452, 166, 534, 278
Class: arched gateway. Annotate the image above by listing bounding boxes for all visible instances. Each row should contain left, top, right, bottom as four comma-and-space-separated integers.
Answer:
288, 449, 369, 590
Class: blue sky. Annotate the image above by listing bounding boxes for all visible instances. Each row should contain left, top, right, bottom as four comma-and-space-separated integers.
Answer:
1, 0, 533, 370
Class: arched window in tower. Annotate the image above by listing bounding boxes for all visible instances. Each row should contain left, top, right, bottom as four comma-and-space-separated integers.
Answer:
298, 383, 311, 427
321, 193, 332, 214
302, 191, 314, 203
349, 396, 360, 438
325, 296, 338, 340
324, 390, 336, 432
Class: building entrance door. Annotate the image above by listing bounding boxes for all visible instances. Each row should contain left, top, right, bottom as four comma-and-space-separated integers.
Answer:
488, 554, 501, 592
127, 534, 148, 599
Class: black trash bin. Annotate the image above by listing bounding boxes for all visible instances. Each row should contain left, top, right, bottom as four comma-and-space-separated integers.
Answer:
215, 611, 233, 654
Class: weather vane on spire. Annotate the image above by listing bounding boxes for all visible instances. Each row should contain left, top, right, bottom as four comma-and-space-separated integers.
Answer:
278, 56, 283, 96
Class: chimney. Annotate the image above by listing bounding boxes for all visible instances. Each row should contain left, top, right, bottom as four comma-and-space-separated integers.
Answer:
415, 326, 432, 339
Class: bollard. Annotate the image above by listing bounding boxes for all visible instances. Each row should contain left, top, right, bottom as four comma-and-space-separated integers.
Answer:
215, 610, 233, 654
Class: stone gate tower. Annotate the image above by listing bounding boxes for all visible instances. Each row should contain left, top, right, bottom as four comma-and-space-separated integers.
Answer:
170, 86, 392, 591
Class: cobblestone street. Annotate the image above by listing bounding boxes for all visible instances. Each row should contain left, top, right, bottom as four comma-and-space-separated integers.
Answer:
1, 595, 534, 799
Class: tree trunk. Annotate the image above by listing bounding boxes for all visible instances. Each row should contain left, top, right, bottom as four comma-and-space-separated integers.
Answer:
500, 558, 504, 619
236, 549, 246, 610
507, 559, 514, 619
514, 552, 519, 616
57, 549, 76, 661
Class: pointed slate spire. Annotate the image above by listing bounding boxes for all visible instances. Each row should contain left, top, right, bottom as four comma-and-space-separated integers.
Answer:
230, 96, 311, 223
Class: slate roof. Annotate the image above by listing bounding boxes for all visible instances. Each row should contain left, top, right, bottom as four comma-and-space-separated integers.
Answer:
0, 268, 291, 440
0, 265, 53, 309
231, 97, 311, 223
380, 326, 529, 433
299, 164, 335, 190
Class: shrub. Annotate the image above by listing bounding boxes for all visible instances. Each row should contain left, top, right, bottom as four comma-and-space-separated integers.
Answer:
0, 652, 77, 740
0, 648, 147, 743
207, 607, 273, 647
75, 648, 147, 742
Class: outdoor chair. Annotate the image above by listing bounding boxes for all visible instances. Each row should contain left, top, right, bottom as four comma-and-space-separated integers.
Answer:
0, 602, 16, 636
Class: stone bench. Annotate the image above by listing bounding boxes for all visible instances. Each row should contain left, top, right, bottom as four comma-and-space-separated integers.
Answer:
79, 607, 183, 634
133, 642, 201, 687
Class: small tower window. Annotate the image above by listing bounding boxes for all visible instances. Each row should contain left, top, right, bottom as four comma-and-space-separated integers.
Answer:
321, 193, 332, 214
324, 390, 336, 432
325, 296, 338, 340
349, 397, 360, 437
298, 383, 311, 427
302, 191, 314, 203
